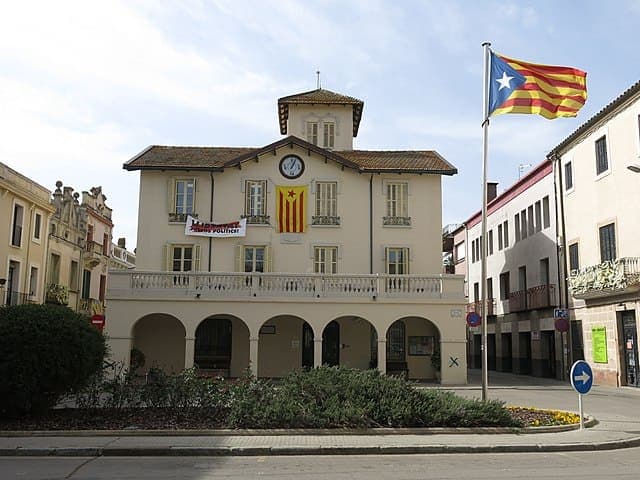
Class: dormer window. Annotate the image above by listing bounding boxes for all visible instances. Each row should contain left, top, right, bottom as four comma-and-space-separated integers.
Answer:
306, 122, 318, 145
323, 122, 335, 149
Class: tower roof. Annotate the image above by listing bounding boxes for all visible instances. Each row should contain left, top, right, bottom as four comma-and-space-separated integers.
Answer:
277, 88, 364, 137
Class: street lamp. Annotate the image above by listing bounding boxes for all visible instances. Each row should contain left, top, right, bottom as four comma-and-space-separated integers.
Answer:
627, 164, 640, 173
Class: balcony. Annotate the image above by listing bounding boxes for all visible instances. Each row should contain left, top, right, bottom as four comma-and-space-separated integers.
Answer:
467, 299, 495, 316
241, 214, 270, 225
311, 215, 341, 226
383, 216, 411, 226
84, 240, 106, 268
508, 284, 556, 313
169, 212, 197, 223
46, 283, 69, 305
109, 271, 464, 302
568, 257, 640, 300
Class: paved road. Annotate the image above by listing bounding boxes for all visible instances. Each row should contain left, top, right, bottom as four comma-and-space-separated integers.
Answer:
3, 449, 640, 479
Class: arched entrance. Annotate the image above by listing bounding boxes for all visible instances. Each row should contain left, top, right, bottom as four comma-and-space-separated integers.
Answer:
258, 315, 307, 378
386, 317, 441, 380
131, 313, 186, 374
194, 315, 249, 377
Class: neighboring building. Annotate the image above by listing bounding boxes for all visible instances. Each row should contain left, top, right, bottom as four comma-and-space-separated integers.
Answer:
110, 238, 136, 270
0, 162, 55, 306
107, 87, 467, 384
46, 182, 113, 317
465, 160, 564, 379
549, 80, 640, 387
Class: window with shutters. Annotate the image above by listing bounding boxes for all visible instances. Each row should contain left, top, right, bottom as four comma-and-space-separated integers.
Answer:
384, 182, 410, 226
306, 122, 318, 145
11, 202, 24, 247
167, 244, 200, 272
33, 212, 42, 242
595, 136, 609, 175
386, 247, 409, 274
314, 246, 338, 274
564, 161, 574, 191
542, 196, 550, 229
244, 246, 266, 272
514, 214, 521, 242
313, 181, 339, 225
323, 122, 335, 149
243, 180, 269, 224
599, 223, 616, 263
534, 201, 542, 233
169, 178, 196, 223
569, 242, 579, 272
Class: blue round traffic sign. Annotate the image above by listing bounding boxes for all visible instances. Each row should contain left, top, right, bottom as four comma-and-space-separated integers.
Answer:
570, 360, 593, 395
466, 312, 481, 327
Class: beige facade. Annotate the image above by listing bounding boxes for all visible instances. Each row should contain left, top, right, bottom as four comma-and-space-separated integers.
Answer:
110, 238, 136, 270
551, 80, 640, 387
108, 88, 467, 384
0, 162, 55, 305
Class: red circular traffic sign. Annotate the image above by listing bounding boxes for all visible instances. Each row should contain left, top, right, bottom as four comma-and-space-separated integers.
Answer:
466, 312, 481, 327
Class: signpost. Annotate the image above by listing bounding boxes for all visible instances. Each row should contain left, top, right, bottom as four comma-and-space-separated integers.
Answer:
570, 360, 593, 430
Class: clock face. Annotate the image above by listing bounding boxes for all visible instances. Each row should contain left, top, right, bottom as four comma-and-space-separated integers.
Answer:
279, 155, 305, 179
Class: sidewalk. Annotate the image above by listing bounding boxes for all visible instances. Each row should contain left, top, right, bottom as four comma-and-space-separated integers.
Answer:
2, 370, 640, 456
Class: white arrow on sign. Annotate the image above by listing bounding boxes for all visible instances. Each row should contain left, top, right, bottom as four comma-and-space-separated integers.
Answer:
574, 371, 590, 384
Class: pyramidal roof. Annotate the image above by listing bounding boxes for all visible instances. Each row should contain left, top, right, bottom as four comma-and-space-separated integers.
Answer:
277, 88, 364, 137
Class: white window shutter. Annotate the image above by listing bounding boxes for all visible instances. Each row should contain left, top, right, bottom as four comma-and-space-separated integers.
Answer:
167, 179, 175, 213
191, 178, 197, 214
164, 244, 171, 271
265, 246, 273, 272
234, 245, 243, 272
194, 244, 201, 271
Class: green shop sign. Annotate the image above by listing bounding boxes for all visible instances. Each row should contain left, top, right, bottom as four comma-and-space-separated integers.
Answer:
592, 326, 608, 363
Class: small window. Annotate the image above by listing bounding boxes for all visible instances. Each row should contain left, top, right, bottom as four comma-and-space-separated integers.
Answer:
520, 210, 527, 239
33, 212, 42, 241
48, 253, 61, 284
540, 258, 549, 285
564, 161, 573, 190
314, 246, 338, 274
174, 179, 195, 216
527, 205, 534, 236
471, 239, 476, 263
599, 223, 616, 262
499, 271, 510, 300
487, 277, 494, 301
173, 245, 194, 272
595, 136, 609, 175
322, 122, 335, 149
488, 229, 494, 255
82, 270, 91, 299
542, 196, 550, 229
518, 265, 527, 291
29, 267, 38, 297
386, 247, 409, 274
514, 214, 521, 242
244, 180, 267, 223
455, 241, 465, 262
313, 181, 338, 225
11, 203, 24, 247
70, 260, 79, 291
385, 182, 409, 225
503, 221, 509, 248
306, 122, 318, 145
99, 275, 106, 303
569, 243, 579, 272
498, 224, 503, 250
534, 201, 542, 233
103, 233, 109, 256
244, 246, 266, 272
473, 282, 480, 302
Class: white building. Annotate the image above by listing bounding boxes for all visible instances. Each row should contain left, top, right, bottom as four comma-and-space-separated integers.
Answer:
106, 87, 467, 384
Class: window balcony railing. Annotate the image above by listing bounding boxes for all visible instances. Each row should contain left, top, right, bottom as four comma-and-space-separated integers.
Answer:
466, 299, 495, 316
383, 216, 411, 226
508, 284, 556, 313
311, 215, 341, 226
241, 214, 270, 225
109, 271, 464, 302
568, 257, 640, 299
169, 212, 197, 223
79, 297, 104, 316
46, 283, 69, 305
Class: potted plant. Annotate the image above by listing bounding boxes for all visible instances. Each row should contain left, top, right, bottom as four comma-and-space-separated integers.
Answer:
431, 343, 441, 382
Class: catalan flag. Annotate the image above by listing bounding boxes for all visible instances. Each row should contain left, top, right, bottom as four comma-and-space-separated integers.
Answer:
276, 185, 306, 233
488, 51, 587, 119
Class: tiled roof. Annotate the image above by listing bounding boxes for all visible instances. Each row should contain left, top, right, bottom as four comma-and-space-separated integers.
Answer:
124, 137, 457, 176
124, 146, 256, 170
337, 150, 457, 175
277, 88, 364, 137
549, 79, 640, 156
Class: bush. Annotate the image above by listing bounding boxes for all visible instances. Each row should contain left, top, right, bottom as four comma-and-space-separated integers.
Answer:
0, 304, 106, 417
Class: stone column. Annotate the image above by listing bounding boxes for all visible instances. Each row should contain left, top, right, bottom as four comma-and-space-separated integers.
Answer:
249, 336, 259, 376
184, 337, 195, 369
314, 338, 323, 368
377, 339, 387, 374
440, 340, 467, 385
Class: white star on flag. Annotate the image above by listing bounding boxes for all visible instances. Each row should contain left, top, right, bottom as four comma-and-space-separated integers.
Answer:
496, 72, 514, 90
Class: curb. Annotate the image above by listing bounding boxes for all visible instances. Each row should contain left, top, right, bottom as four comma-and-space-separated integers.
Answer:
2, 435, 640, 457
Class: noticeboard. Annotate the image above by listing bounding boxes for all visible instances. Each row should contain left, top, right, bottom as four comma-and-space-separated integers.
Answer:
592, 326, 608, 363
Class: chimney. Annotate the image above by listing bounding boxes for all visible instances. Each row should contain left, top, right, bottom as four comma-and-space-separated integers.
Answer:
487, 182, 498, 203
117, 238, 126, 249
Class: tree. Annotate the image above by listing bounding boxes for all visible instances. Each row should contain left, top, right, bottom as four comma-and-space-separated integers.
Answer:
0, 304, 106, 417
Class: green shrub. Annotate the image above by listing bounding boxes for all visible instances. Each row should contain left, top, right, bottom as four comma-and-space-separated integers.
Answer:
0, 304, 106, 417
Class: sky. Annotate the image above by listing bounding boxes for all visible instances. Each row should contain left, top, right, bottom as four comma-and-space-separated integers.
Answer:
2, 0, 639, 250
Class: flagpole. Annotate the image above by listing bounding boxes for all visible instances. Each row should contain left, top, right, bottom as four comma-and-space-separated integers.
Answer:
480, 41, 491, 401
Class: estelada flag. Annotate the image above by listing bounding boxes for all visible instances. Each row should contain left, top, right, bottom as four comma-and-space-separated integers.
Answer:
489, 51, 587, 119
276, 185, 306, 233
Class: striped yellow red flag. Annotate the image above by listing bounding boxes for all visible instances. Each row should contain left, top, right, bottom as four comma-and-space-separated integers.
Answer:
276, 185, 306, 233
489, 51, 587, 119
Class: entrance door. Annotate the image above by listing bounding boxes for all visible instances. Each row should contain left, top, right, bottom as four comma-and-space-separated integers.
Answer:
302, 322, 314, 368
621, 311, 639, 387
322, 320, 340, 366
194, 318, 232, 375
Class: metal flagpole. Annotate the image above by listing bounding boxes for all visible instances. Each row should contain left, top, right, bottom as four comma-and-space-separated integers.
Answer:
480, 41, 491, 401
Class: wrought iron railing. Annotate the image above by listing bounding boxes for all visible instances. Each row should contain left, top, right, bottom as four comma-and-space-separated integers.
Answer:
168, 212, 197, 223
241, 214, 270, 225
383, 216, 411, 226
568, 257, 640, 298
311, 215, 341, 226
467, 299, 495, 316
46, 283, 69, 305
508, 284, 556, 312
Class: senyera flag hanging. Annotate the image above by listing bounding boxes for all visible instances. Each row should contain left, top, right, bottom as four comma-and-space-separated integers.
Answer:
489, 51, 587, 119
276, 185, 306, 233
